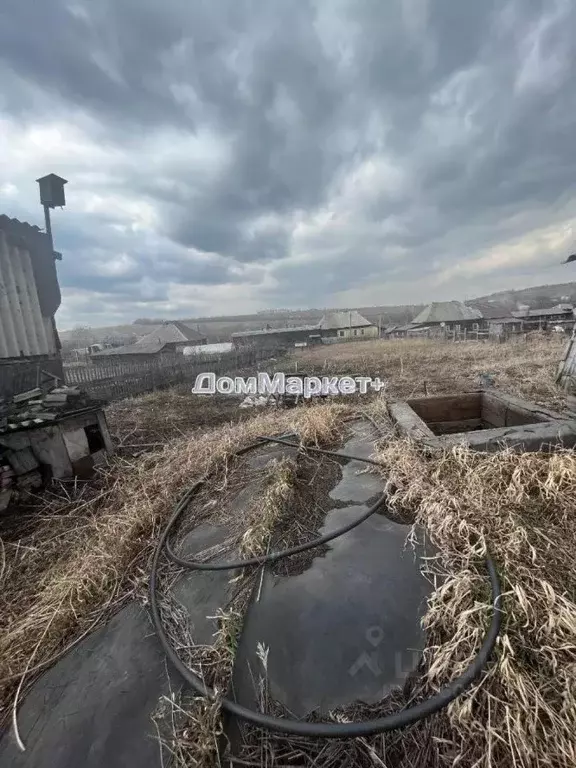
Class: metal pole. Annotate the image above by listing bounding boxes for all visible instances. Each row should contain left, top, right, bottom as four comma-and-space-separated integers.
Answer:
43, 205, 54, 251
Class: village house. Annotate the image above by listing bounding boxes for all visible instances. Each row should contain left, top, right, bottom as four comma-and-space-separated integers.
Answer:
511, 304, 574, 330
407, 301, 484, 335
91, 321, 207, 364
231, 324, 322, 349
231, 310, 378, 348
319, 311, 379, 341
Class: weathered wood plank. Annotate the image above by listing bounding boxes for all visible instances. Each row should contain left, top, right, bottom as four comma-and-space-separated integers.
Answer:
557, 334, 576, 386
67, 346, 275, 403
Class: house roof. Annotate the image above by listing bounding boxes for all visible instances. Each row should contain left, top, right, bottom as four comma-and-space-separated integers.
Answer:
135, 321, 206, 346
319, 310, 373, 330
0, 215, 44, 245
91, 341, 166, 357
511, 305, 573, 318
468, 303, 511, 319
231, 325, 319, 338
411, 301, 483, 324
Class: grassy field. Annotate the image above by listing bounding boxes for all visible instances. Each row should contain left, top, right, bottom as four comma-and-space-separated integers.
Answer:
103, 335, 568, 448
292, 334, 567, 408
1, 335, 575, 766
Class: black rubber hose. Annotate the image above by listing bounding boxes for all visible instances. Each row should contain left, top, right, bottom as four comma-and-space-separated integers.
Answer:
165, 436, 387, 570
149, 435, 502, 738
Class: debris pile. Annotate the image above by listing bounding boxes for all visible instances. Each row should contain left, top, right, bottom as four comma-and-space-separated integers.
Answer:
239, 394, 280, 409
0, 385, 105, 434
0, 385, 110, 512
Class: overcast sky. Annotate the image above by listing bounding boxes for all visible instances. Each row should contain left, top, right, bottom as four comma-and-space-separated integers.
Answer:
1, 0, 576, 329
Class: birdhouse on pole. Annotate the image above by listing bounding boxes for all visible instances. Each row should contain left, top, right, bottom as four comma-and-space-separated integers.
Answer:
36, 173, 68, 209
36, 173, 68, 257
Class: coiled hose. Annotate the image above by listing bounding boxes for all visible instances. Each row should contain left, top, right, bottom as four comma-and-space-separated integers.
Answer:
149, 435, 502, 738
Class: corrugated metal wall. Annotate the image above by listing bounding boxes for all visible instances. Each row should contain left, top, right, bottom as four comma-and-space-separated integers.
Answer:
0, 228, 57, 358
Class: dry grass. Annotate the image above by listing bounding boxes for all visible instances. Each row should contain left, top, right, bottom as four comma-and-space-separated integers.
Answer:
239, 457, 296, 559
293, 336, 567, 408
382, 439, 576, 767
150, 592, 229, 768
0, 401, 348, 728
371, 431, 576, 767
106, 386, 256, 449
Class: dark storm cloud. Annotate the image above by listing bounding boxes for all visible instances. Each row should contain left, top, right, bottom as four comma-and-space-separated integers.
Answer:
55, 213, 255, 298
0, 0, 191, 126
2, 0, 576, 321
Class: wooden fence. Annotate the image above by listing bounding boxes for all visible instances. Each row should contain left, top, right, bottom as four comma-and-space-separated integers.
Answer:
0, 357, 64, 400
63, 347, 280, 402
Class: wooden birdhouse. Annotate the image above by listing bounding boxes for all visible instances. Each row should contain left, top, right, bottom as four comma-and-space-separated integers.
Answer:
36, 174, 68, 209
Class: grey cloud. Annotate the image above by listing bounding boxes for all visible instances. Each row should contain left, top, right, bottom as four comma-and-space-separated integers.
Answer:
55, 212, 260, 304
0, 0, 192, 127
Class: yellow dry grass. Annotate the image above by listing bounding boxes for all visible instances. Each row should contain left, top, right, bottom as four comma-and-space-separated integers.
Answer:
294, 335, 567, 408
372, 434, 576, 768
239, 457, 296, 558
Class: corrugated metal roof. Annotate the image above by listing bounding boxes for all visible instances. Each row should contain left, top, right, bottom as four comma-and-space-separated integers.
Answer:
411, 301, 483, 324
468, 303, 510, 319
135, 321, 207, 346
0, 216, 59, 359
0, 215, 43, 244
319, 310, 373, 330
232, 325, 318, 338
